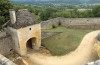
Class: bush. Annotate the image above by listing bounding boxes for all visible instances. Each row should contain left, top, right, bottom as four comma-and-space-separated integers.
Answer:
0, 16, 5, 25
0, 16, 5, 29
58, 22, 61, 26
52, 25, 56, 28
93, 5, 100, 17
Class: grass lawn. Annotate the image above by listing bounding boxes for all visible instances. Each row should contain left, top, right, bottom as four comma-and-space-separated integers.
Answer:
42, 27, 95, 56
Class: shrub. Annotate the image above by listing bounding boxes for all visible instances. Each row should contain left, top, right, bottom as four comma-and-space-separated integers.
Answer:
58, 22, 61, 26
52, 25, 56, 28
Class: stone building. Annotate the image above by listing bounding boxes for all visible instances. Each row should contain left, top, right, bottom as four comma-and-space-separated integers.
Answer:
3, 9, 41, 56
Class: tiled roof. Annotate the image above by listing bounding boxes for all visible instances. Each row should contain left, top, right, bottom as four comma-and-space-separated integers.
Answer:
8, 9, 36, 29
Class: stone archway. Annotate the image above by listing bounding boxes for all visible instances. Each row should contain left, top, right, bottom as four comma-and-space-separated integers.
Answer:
26, 37, 36, 51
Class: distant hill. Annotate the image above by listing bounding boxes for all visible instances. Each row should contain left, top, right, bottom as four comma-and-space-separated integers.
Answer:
11, 0, 100, 4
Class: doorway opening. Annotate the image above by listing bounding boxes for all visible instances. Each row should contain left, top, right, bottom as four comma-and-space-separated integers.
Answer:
26, 37, 36, 51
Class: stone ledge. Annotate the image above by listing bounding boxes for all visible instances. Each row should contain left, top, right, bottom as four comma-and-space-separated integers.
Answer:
0, 54, 16, 65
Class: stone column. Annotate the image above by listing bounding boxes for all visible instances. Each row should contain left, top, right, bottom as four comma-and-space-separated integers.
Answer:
9, 9, 16, 24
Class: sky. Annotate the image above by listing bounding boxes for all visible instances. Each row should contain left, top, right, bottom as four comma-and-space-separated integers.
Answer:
11, 0, 100, 4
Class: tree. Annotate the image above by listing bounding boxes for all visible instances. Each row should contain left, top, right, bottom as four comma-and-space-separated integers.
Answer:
40, 7, 57, 21
92, 5, 100, 17
0, 0, 13, 26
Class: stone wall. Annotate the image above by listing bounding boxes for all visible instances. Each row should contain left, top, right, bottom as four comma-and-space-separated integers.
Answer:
0, 54, 16, 65
0, 31, 13, 56
41, 17, 100, 29
41, 18, 60, 29
61, 18, 100, 29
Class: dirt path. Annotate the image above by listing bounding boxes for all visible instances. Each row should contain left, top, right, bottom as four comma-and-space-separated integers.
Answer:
27, 30, 100, 65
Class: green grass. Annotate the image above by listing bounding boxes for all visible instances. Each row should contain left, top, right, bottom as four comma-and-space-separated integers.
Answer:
42, 27, 94, 56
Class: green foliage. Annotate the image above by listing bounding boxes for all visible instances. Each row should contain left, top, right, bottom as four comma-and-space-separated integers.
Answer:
33, 8, 42, 15
58, 22, 61, 26
52, 9, 94, 18
0, 0, 13, 26
52, 25, 56, 28
93, 5, 100, 17
0, 16, 5, 29
13, 4, 32, 11
52, 10, 72, 18
81, 10, 94, 17
12, 4, 100, 21
1, 1, 100, 25
39, 7, 58, 21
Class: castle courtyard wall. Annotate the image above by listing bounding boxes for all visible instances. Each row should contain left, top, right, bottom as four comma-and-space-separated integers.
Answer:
41, 17, 100, 29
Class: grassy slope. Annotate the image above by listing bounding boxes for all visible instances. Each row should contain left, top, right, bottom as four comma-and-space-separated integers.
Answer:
42, 27, 94, 56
